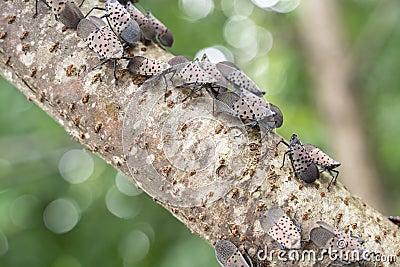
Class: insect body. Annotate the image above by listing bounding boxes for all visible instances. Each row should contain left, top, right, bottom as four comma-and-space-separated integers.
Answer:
198, 54, 229, 87
127, 56, 171, 76
216, 61, 265, 97
278, 134, 320, 184
125, 2, 156, 41
212, 89, 281, 136
145, 11, 174, 47
167, 56, 190, 66
170, 61, 217, 88
77, 16, 127, 80
309, 221, 364, 264
214, 240, 253, 267
259, 206, 301, 249
103, 0, 141, 45
35, 0, 84, 28
303, 143, 341, 190
199, 56, 283, 130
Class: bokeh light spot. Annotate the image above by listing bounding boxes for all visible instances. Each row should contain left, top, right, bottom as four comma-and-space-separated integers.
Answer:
256, 27, 273, 56
43, 198, 80, 234
10, 194, 40, 229
115, 172, 143, 197
0, 231, 8, 256
233, 0, 254, 16
131, 222, 156, 243
252, 0, 280, 8
221, 0, 253, 17
179, 0, 214, 21
58, 149, 94, 184
105, 186, 141, 219
224, 16, 257, 49
118, 230, 150, 264
270, 0, 301, 13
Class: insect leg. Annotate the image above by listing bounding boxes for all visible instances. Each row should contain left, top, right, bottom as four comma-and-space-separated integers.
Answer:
79, 0, 86, 8
243, 247, 254, 267
113, 59, 117, 81
84, 6, 106, 18
280, 150, 291, 169
327, 169, 339, 191
275, 139, 290, 149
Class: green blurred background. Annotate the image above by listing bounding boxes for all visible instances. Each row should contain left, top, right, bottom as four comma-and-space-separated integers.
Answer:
1, 0, 400, 266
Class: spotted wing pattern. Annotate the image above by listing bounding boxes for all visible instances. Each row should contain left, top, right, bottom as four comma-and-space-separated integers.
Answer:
174, 62, 216, 85
105, 0, 132, 34
199, 54, 226, 84
303, 143, 341, 169
289, 134, 319, 183
216, 62, 264, 97
310, 221, 364, 263
214, 240, 250, 267
260, 206, 301, 249
127, 56, 170, 76
215, 90, 274, 123
105, 0, 140, 44
84, 26, 123, 59
146, 11, 174, 47
126, 2, 156, 41
46, 0, 66, 16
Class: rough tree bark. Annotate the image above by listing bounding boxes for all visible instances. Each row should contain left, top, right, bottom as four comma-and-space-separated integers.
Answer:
0, 1, 398, 266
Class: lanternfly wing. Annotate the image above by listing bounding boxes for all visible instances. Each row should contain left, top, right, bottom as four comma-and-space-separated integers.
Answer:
214, 240, 250, 267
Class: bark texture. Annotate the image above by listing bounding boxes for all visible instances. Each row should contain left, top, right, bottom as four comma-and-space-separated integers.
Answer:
0, 1, 398, 266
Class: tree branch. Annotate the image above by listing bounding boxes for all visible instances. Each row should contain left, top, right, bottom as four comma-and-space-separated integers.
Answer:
0, 1, 398, 266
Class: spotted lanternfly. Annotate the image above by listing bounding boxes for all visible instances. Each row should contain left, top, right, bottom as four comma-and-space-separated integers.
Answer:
125, 2, 156, 41
259, 206, 301, 249
237, 90, 282, 131
77, 16, 127, 80
101, 0, 141, 45
303, 143, 341, 190
127, 56, 170, 76
309, 221, 364, 264
158, 61, 217, 94
35, 0, 84, 28
199, 57, 283, 133
214, 240, 253, 267
176, 61, 217, 85
145, 11, 174, 47
212, 89, 279, 135
198, 54, 228, 86
278, 134, 320, 184
388, 216, 400, 227
216, 61, 265, 97
167, 55, 190, 66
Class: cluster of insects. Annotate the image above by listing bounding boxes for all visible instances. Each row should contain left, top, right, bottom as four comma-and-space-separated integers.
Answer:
36, 0, 340, 192
33, 1, 399, 266
36, 0, 173, 79
127, 53, 340, 190
215, 206, 365, 266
